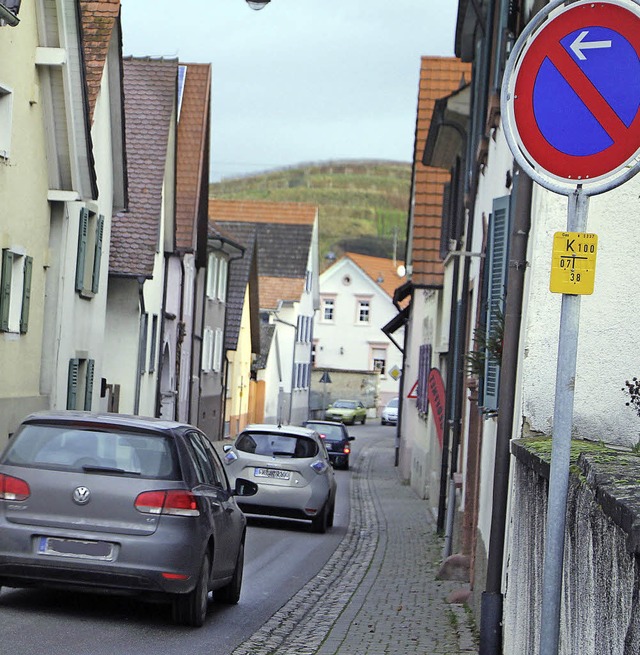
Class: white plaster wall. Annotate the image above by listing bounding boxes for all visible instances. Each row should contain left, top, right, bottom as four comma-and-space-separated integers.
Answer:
314, 258, 403, 403
103, 278, 139, 413
0, 1, 51, 440
521, 174, 640, 446
399, 289, 443, 505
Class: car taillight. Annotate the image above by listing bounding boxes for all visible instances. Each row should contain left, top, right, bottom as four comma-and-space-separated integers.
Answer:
0, 473, 30, 501
343, 445, 351, 455
134, 490, 200, 517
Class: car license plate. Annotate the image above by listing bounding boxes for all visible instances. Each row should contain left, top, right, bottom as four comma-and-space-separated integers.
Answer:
38, 536, 115, 561
254, 468, 291, 480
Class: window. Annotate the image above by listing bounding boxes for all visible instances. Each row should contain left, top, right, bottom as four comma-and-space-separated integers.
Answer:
372, 346, 388, 376
202, 327, 214, 373
149, 315, 158, 373
67, 358, 95, 411
0, 249, 32, 333
213, 328, 223, 372
0, 83, 13, 159
482, 195, 511, 412
139, 313, 148, 375
416, 344, 432, 414
304, 270, 312, 293
357, 300, 370, 324
75, 208, 104, 297
322, 298, 334, 322
217, 257, 228, 301
296, 316, 312, 343
311, 342, 317, 366
206, 252, 219, 300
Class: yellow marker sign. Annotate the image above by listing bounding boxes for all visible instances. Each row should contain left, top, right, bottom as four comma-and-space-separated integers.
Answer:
549, 232, 598, 295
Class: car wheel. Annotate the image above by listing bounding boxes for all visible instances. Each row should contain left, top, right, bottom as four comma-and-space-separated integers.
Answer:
361, 415, 366, 425
216, 541, 244, 605
343, 459, 350, 471
311, 502, 329, 534
172, 552, 210, 627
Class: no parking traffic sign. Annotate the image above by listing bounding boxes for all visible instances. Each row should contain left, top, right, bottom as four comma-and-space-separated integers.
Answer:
502, 0, 640, 195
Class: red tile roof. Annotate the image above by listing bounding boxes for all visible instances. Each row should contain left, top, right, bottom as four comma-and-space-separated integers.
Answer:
210, 200, 318, 310
343, 252, 406, 299
176, 63, 211, 254
411, 57, 471, 287
78, 0, 121, 123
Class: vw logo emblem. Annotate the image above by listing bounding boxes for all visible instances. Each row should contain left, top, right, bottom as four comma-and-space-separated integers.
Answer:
73, 486, 91, 505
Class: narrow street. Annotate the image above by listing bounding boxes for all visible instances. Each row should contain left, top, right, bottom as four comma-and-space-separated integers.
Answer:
0, 423, 476, 655
0, 425, 364, 655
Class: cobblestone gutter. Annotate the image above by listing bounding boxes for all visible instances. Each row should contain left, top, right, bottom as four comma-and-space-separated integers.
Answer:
233, 437, 477, 655
506, 437, 640, 655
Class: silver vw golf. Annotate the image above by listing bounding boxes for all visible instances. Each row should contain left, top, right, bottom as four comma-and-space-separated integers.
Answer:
0, 411, 257, 627
223, 424, 337, 533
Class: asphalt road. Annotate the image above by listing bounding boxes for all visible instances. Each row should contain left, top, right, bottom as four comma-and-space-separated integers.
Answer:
0, 423, 380, 655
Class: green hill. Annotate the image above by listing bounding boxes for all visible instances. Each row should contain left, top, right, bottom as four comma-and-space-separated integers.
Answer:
209, 160, 411, 267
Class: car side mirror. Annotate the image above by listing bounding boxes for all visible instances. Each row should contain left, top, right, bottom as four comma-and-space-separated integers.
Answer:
349, 436, 355, 441
223, 444, 233, 453
234, 478, 258, 497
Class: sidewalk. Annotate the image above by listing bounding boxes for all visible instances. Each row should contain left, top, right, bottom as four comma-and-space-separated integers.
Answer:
231, 432, 478, 655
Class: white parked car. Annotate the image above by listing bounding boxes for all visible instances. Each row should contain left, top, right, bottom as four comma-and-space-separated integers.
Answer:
381, 398, 399, 425
223, 424, 337, 533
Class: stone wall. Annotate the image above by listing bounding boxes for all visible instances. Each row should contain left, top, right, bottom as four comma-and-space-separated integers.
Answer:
504, 438, 640, 654
309, 368, 379, 417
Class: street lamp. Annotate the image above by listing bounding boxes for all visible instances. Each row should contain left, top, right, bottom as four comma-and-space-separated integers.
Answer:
246, 0, 270, 9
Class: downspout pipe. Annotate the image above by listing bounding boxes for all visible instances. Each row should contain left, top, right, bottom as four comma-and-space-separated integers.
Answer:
437, 254, 461, 533
479, 166, 532, 655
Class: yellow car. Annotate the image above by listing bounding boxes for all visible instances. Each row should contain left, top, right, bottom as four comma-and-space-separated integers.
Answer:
324, 400, 367, 425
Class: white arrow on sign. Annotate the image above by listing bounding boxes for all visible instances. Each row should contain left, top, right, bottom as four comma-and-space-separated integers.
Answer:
570, 30, 612, 60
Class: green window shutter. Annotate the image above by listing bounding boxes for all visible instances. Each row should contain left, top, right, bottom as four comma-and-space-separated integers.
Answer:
0, 249, 13, 332
91, 215, 104, 294
20, 256, 33, 334
75, 208, 89, 292
67, 358, 80, 410
483, 195, 511, 412
84, 359, 95, 410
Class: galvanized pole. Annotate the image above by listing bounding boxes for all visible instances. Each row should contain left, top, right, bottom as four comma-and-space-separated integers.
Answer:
539, 187, 589, 655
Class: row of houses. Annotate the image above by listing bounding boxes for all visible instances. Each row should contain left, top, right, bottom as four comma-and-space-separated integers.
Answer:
0, 1, 325, 446
395, 0, 640, 651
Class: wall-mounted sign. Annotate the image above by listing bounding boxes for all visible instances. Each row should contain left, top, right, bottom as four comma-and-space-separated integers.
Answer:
549, 231, 598, 294
427, 368, 446, 449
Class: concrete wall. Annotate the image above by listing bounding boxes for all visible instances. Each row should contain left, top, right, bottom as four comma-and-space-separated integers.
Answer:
504, 440, 640, 654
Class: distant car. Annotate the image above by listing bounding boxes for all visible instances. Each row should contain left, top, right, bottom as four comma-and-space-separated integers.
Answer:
303, 420, 355, 470
381, 398, 399, 425
223, 424, 337, 533
0, 411, 258, 627
324, 400, 367, 425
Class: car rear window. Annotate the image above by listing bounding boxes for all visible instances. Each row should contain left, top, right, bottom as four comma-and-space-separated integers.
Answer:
236, 432, 319, 458
306, 424, 345, 441
1, 424, 180, 479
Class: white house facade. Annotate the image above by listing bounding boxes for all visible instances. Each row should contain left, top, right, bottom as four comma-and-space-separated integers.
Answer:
314, 253, 405, 412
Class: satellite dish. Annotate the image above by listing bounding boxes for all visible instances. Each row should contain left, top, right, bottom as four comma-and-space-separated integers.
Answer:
397, 264, 406, 277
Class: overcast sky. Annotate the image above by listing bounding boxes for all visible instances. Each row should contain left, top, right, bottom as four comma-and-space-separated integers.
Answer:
121, 0, 458, 182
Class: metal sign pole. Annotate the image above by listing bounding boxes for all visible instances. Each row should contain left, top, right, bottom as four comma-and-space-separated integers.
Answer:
539, 187, 589, 655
